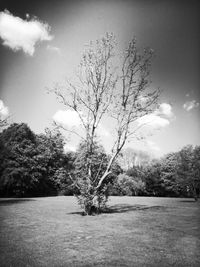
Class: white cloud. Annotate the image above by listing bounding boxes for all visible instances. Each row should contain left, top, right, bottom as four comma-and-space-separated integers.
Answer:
183, 100, 199, 111
137, 103, 173, 129
156, 103, 173, 117
137, 114, 170, 128
64, 144, 76, 153
0, 99, 9, 117
53, 109, 110, 138
47, 45, 61, 54
53, 110, 81, 128
0, 10, 53, 55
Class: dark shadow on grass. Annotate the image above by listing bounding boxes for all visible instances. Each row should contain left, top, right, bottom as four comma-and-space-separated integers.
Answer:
179, 200, 197, 203
70, 211, 86, 216
102, 204, 166, 214
0, 199, 36, 206
69, 204, 166, 216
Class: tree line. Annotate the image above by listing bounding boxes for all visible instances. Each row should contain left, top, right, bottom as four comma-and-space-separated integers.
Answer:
115, 145, 200, 201
0, 123, 120, 198
0, 123, 199, 201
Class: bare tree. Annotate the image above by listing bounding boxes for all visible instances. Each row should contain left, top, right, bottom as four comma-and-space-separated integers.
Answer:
119, 148, 152, 170
50, 33, 160, 214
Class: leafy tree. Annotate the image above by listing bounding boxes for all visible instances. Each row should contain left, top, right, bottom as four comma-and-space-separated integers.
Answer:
0, 124, 70, 197
70, 140, 114, 213
143, 146, 200, 199
144, 161, 166, 196
33, 128, 67, 196
53, 151, 76, 195
175, 145, 200, 201
159, 152, 181, 197
114, 173, 145, 196
0, 123, 40, 196
50, 33, 160, 214
192, 146, 200, 199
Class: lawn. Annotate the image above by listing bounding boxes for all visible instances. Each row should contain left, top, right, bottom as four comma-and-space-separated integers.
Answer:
0, 196, 199, 267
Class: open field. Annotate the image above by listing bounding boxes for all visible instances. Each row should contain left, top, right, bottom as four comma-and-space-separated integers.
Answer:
0, 196, 200, 267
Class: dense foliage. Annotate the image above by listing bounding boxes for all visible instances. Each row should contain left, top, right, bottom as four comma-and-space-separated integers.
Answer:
115, 147, 200, 200
0, 123, 71, 197
69, 141, 122, 214
0, 123, 199, 201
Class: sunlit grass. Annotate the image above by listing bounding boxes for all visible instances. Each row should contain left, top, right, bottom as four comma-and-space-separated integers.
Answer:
0, 196, 199, 267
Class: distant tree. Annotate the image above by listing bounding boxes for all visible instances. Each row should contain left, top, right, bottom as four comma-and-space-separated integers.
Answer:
142, 146, 200, 199
124, 155, 179, 197
159, 152, 182, 197
50, 33, 160, 214
34, 128, 67, 196
0, 123, 40, 196
114, 173, 145, 196
192, 146, 200, 199
144, 161, 166, 196
119, 148, 151, 170
175, 145, 200, 201
0, 124, 70, 197
126, 165, 144, 179
53, 151, 76, 195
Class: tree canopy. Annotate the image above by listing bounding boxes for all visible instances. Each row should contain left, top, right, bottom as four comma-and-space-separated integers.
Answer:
0, 123, 69, 197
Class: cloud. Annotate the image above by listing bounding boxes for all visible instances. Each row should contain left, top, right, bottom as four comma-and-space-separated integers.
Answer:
53, 109, 110, 141
138, 100, 173, 118
54, 109, 110, 135
0, 10, 53, 55
137, 103, 173, 129
53, 110, 81, 128
0, 99, 9, 117
137, 114, 170, 128
47, 45, 61, 54
156, 103, 173, 118
183, 100, 199, 111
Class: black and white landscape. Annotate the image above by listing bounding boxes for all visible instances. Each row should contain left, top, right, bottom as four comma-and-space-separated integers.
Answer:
0, 0, 200, 266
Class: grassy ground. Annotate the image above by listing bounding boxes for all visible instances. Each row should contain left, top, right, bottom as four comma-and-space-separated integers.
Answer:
0, 196, 199, 267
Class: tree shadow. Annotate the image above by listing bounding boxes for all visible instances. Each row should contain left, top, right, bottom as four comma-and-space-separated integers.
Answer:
70, 211, 87, 216
0, 199, 36, 206
103, 204, 166, 214
69, 204, 166, 216
179, 200, 197, 203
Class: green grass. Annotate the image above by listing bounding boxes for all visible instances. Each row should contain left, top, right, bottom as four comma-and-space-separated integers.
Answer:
0, 196, 200, 267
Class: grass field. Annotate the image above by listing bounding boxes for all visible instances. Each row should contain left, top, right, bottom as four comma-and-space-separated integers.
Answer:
0, 196, 199, 267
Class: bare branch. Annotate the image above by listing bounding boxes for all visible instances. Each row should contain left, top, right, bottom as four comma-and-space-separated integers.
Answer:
53, 121, 85, 140
68, 173, 81, 190
49, 34, 161, 210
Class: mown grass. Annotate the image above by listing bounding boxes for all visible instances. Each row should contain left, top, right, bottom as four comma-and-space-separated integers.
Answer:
0, 196, 200, 267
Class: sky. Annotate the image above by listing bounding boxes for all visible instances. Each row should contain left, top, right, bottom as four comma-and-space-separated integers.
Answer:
0, 0, 200, 157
